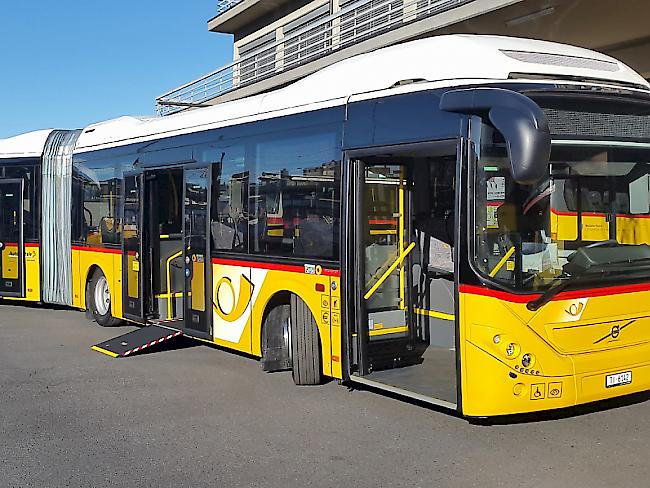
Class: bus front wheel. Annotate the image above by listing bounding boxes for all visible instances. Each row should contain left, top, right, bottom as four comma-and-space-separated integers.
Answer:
87, 270, 121, 327
290, 295, 322, 386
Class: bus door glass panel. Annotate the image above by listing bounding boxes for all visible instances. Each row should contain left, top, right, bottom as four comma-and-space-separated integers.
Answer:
148, 168, 184, 322
0, 179, 24, 297
4, 166, 39, 245
354, 147, 457, 404
183, 166, 212, 338
122, 173, 145, 322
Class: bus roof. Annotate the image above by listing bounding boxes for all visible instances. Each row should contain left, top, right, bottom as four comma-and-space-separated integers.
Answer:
3, 35, 649, 155
0, 129, 54, 159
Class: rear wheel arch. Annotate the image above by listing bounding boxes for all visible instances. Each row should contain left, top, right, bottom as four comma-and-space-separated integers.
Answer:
260, 292, 292, 372
86, 266, 121, 327
84, 265, 103, 292
259, 292, 323, 385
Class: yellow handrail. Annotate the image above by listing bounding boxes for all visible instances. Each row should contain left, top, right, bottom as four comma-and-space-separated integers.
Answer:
489, 246, 515, 278
364, 242, 416, 300
165, 249, 183, 319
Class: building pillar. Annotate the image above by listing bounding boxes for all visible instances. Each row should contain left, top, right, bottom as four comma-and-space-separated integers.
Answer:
403, 0, 418, 24
331, 0, 342, 50
275, 25, 285, 72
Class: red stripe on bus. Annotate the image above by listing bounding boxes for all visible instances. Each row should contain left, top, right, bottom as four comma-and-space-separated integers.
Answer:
211, 257, 340, 277
72, 245, 122, 255
459, 282, 650, 303
368, 219, 397, 226
2, 242, 39, 247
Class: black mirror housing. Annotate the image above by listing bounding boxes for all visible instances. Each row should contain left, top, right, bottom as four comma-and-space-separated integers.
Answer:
439, 88, 551, 185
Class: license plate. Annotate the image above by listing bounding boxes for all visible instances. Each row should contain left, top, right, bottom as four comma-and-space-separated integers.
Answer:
606, 371, 632, 388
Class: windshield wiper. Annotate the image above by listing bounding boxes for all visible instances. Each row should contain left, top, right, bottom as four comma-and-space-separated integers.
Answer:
527, 260, 650, 312
526, 273, 584, 312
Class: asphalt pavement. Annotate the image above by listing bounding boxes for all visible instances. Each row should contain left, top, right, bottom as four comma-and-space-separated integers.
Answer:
1, 302, 649, 488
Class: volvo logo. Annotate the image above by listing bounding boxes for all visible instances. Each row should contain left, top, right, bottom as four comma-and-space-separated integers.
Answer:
593, 320, 635, 344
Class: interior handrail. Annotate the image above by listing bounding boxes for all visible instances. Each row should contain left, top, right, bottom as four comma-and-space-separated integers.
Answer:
364, 242, 416, 300
165, 249, 184, 320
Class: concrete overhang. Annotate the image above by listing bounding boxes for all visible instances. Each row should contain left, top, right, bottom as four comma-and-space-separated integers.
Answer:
208, 0, 295, 34
435, 0, 650, 78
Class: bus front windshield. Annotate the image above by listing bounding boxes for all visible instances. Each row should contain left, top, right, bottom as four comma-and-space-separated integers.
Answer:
474, 126, 650, 292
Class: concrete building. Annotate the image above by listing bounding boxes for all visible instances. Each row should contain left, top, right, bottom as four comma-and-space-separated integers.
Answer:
156, 0, 650, 115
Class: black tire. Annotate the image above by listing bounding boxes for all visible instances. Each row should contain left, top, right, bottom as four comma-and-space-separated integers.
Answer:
261, 304, 292, 372
87, 270, 122, 327
290, 295, 322, 385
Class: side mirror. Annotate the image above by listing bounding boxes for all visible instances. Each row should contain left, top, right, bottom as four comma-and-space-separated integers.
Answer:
440, 88, 551, 185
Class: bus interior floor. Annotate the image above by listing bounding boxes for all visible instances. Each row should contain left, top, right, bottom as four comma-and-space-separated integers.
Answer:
363, 346, 457, 404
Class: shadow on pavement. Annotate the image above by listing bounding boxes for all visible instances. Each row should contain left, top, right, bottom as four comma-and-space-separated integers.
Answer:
469, 390, 650, 426
343, 380, 650, 425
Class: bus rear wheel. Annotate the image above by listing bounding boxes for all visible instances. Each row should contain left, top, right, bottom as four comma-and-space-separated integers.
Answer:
290, 295, 322, 386
87, 270, 121, 327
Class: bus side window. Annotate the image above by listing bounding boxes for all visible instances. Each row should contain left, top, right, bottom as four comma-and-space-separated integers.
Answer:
250, 128, 341, 261
210, 145, 247, 252
75, 162, 121, 247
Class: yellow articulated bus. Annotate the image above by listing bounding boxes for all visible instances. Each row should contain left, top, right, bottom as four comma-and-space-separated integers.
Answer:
3, 35, 650, 417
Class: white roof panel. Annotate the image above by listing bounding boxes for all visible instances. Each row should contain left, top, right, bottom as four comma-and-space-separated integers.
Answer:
38, 35, 650, 153
0, 129, 54, 159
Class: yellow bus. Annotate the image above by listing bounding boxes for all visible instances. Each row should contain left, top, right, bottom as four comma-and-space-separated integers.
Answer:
2, 35, 650, 417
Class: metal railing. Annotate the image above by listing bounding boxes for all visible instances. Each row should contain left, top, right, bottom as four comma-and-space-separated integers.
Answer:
216, 0, 245, 16
157, 0, 474, 115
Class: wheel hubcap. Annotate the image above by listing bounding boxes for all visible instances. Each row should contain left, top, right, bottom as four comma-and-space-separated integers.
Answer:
94, 276, 110, 316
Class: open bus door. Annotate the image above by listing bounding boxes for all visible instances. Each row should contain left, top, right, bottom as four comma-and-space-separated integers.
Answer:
122, 173, 147, 323
181, 166, 212, 339
348, 141, 460, 408
0, 179, 25, 297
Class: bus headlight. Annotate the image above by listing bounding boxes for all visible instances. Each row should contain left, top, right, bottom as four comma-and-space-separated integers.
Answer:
521, 353, 535, 369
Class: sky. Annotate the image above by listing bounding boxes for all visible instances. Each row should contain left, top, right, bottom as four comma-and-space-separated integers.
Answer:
0, 1, 234, 139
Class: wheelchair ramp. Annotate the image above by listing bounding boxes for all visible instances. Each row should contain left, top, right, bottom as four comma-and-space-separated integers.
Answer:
92, 325, 183, 358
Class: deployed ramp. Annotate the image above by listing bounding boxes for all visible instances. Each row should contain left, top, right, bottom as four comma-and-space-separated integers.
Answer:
92, 325, 183, 358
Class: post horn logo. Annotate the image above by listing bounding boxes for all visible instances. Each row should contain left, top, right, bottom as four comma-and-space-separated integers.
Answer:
213, 275, 254, 322
565, 302, 584, 317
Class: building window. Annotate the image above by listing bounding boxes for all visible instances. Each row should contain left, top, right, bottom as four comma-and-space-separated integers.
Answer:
239, 31, 277, 83
340, 0, 404, 46
416, 0, 458, 20
284, 4, 332, 67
